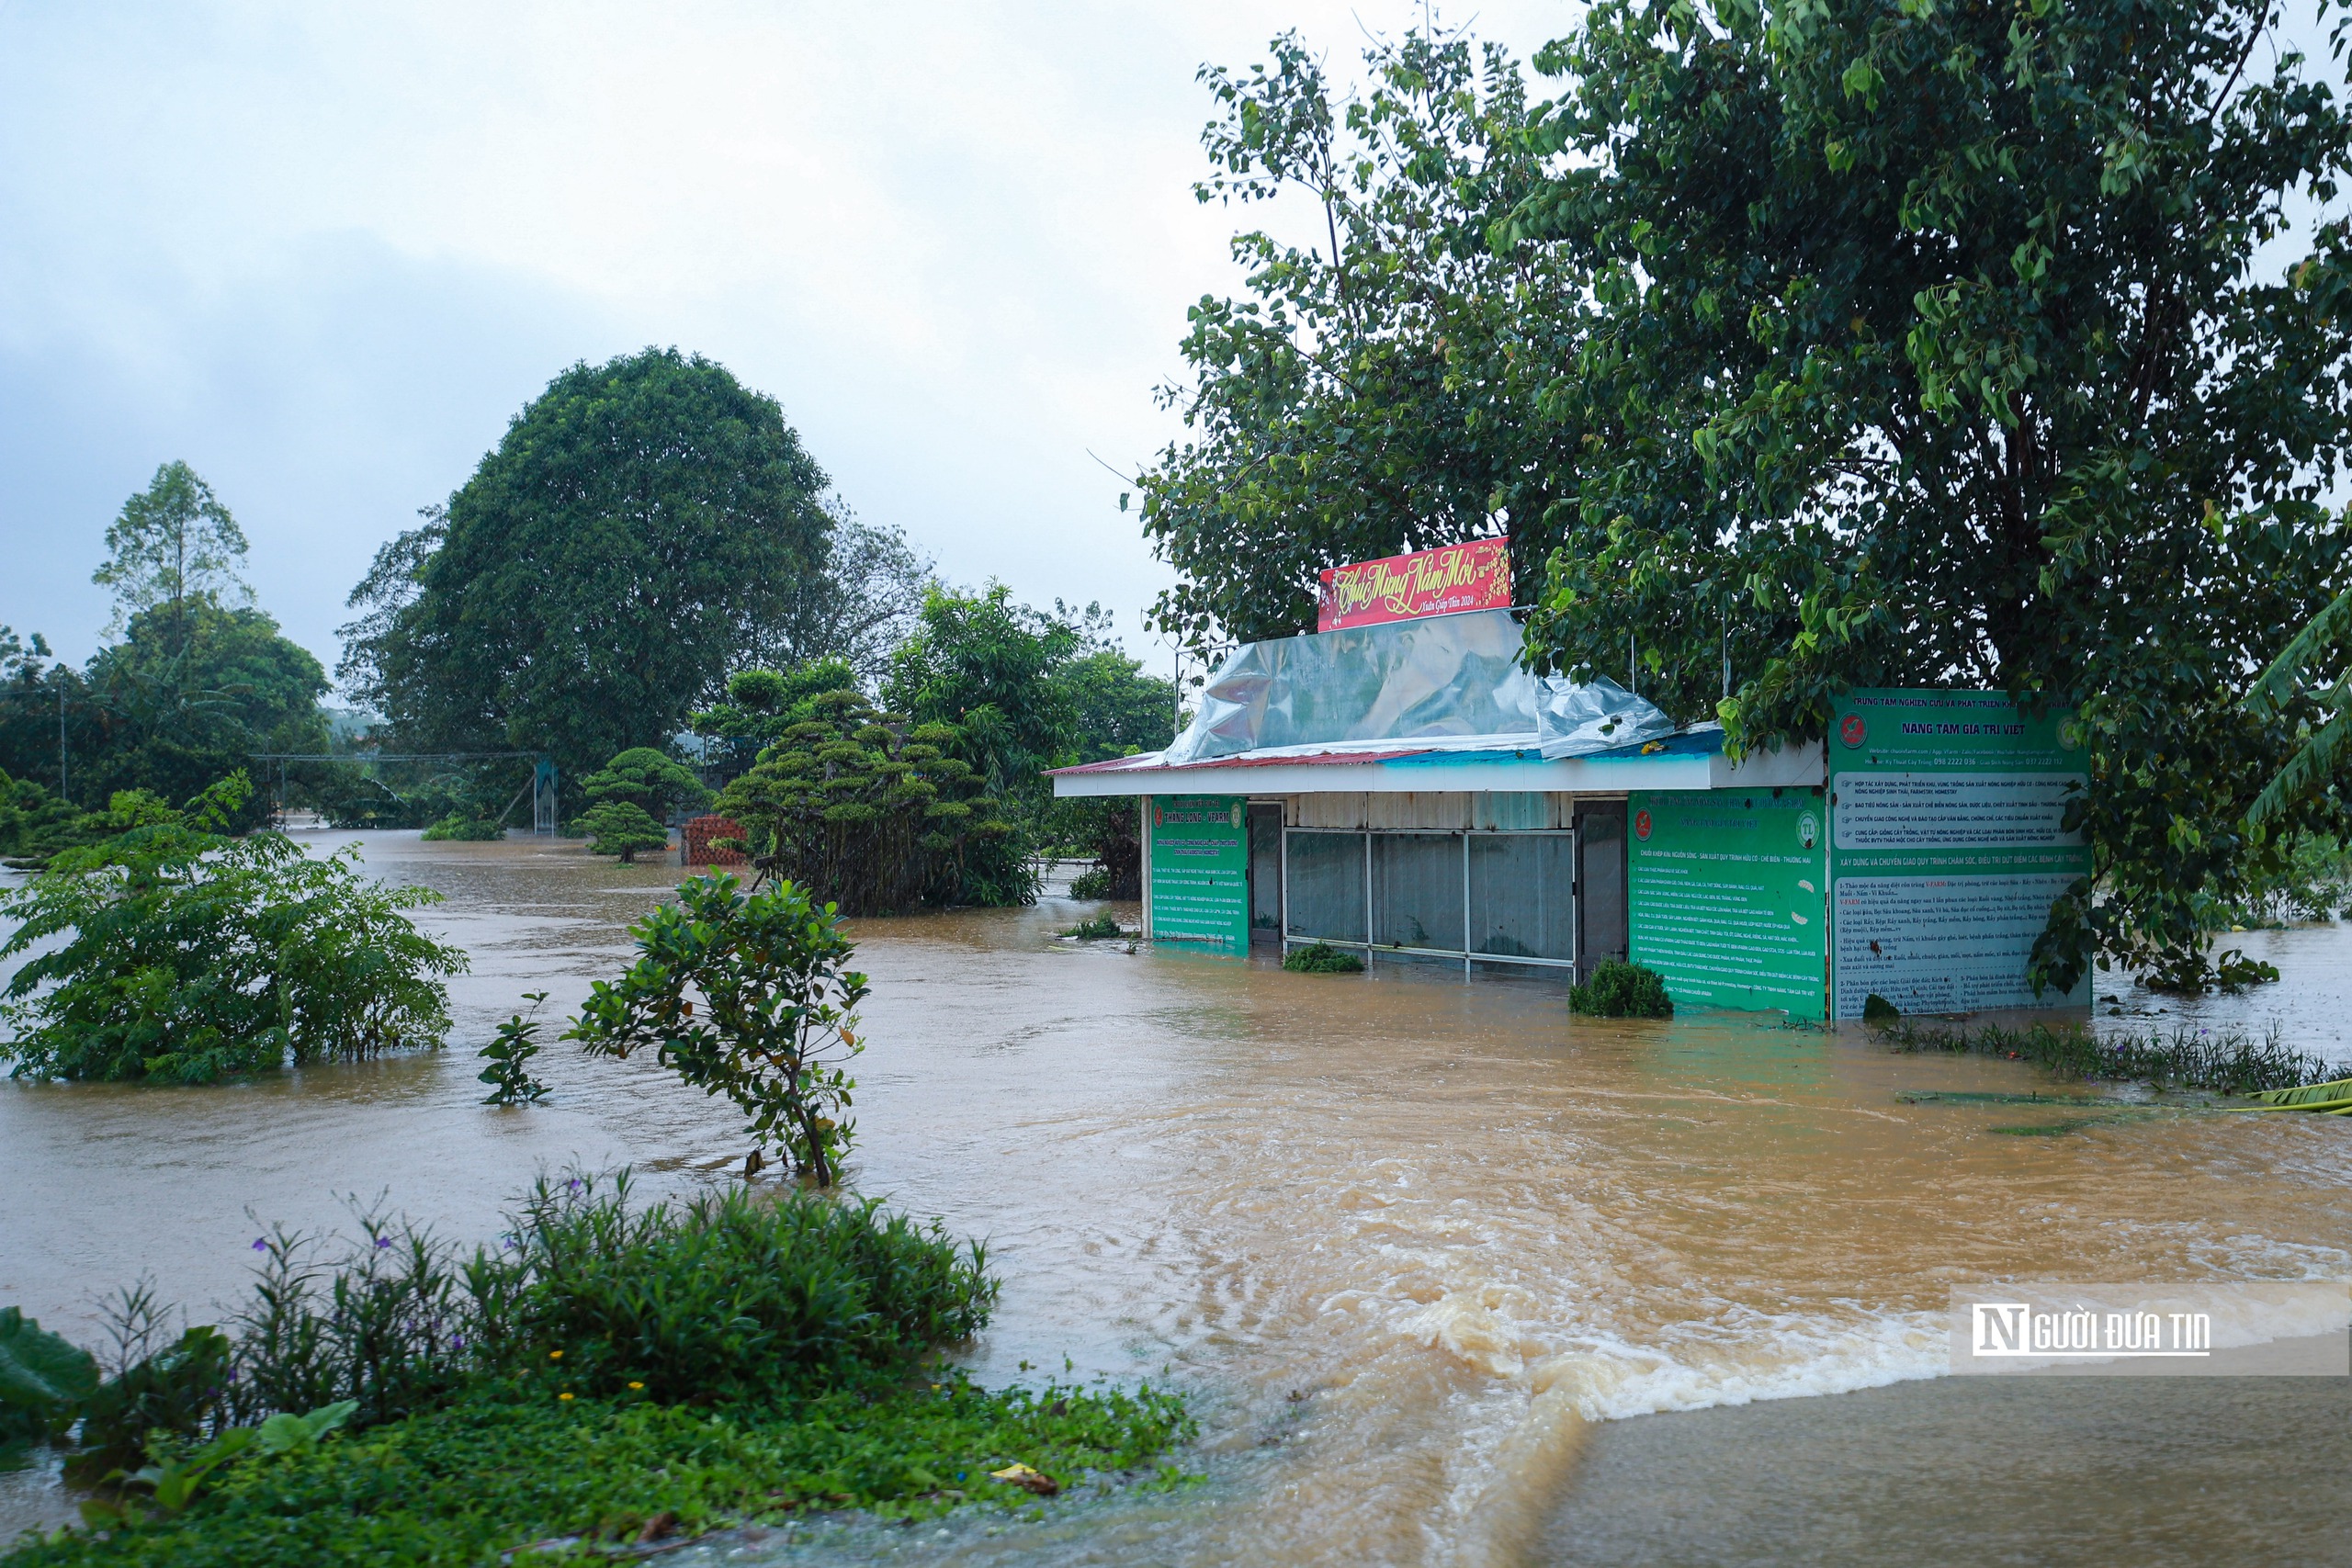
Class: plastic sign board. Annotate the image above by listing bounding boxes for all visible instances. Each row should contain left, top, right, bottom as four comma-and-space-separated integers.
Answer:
1827, 690, 2092, 1018
1628, 788, 1828, 1015
1316, 538, 1510, 632
1149, 795, 1249, 952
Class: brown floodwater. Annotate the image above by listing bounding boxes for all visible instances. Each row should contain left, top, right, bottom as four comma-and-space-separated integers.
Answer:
5, 832, 2351, 1565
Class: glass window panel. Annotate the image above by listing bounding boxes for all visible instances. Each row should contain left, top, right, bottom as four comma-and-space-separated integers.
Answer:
1469, 834, 1575, 962
1284, 831, 1365, 942
1372, 833, 1465, 953
1249, 806, 1283, 935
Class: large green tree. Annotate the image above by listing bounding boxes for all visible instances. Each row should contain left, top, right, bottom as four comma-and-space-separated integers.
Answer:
1148, 11, 2352, 990
1136, 30, 1571, 647
337, 349, 834, 785
1498, 0, 2352, 990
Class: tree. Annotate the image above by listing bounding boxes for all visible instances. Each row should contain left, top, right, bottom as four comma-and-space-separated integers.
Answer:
78, 603, 330, 823
0, 775, 469, 1083
714, 687, 1027, 911
92, 462, 254, 648
575, 801, 670, 864
1489, 0, 2352, 991
757, 514, 937, 683
570, 873, 866, 1184
883, 584, 1081, 799
2245, 586, 2352, 828
1136, 29, 1571, 649
687, 659, 863, 784
335, 349, 835, 787
580, 747, 710, 817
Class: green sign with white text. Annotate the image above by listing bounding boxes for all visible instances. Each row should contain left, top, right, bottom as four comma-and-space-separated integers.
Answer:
1828, 690, 2092, 1018
1149, 795, 1249, 952
1628, 788, 1827, 1015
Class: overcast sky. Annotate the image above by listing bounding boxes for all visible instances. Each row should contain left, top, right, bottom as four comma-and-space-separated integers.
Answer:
0, 1, 1577, 683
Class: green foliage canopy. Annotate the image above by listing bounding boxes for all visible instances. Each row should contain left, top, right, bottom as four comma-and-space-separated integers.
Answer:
714, 686, 1026, 912
569, 875, 867, 1184
337, 349, 834, 784
1147, 9, 2352, 989
0, 776, 469, 1083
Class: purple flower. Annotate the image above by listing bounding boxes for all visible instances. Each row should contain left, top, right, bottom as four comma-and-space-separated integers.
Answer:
376, 1235, 394, 1249
253, 1237, 268, 1252
566, 1178, 582, 1193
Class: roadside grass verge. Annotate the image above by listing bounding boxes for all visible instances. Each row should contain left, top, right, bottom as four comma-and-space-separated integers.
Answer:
1877, 1019, 2339, 1097
0, 1173, 1193, 1565
3, 1376, 1193, 1568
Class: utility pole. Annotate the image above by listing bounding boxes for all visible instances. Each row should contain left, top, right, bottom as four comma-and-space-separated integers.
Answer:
57, 681, 66, 799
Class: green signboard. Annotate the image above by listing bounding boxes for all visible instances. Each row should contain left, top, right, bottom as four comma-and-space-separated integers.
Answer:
1827, 690, 2092, 1018
1628, 788, 1827, 1015
1149, 795, 1249, 952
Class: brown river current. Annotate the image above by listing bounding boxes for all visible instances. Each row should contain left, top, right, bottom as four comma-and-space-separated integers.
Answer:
6, 832, 2352, 1566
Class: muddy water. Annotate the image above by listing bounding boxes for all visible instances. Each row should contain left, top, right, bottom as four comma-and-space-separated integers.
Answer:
5, 834, 2351, 1566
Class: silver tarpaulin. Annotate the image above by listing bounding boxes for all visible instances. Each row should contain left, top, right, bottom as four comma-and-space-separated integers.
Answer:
1160, 609, 1673, 766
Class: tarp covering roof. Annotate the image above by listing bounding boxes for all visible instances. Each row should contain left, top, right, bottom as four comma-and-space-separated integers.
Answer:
1157, 608, 1672, 767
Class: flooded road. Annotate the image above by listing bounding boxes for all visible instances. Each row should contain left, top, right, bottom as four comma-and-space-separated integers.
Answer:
5, 832, 2351, 1566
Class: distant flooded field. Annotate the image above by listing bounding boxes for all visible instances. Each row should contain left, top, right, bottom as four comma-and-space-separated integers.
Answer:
6, 831, 2350, 1565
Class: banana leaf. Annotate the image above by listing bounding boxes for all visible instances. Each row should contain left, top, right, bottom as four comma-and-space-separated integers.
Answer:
2249, 1077, 2352, 1108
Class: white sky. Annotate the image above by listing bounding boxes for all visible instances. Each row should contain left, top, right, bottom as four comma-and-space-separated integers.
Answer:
0, 1, 1577, 680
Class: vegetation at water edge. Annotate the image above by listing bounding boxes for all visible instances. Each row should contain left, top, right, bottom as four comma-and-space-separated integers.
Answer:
0, 774, 467, 1084
570, 873, 865, 1185
0, 1174, 1192, 1566
1879, 1019, 2339, 1097
1283, 942, 1365, 975
1570, 960, 1673, 1019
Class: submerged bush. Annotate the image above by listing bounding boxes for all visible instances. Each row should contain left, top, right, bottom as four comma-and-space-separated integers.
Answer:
418, 813, 504, 841
1569, 960, 1673, 1019
571, 873, 865, 1184
1882, 1019, 2338, 1096
1283, 942, 1364, 975
0, 776, 469, 1083
503, 1173, 993, 1404
1060, 914, 1123, 941
0, 1174, 1188, 1562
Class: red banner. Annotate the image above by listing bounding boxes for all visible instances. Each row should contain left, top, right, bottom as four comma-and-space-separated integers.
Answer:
1316, 538, 1510, 631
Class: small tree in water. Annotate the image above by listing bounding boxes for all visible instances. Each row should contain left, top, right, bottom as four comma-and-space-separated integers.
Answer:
568, 873, 865, 1184
573, 748, 709, 864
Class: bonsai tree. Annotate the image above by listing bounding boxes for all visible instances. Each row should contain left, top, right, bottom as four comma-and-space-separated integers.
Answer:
571, 748, 710, 863
575, 799, 670, 864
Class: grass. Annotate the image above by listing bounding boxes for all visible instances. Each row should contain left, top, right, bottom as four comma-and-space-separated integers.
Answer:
1878, 1019, 2341, 1097
1, 1173, 1193, 1565
1282, 942, 1363, 975
2, 1376, 1193, 1567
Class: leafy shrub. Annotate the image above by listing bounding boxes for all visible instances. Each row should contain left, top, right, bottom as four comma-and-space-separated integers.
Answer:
0, 776, 469, 1082
1068, 866, 1114, 900
1283, 942, 1364, 974
477, 994, 549, 1104
0, 1308, 98, 1462
1059, 914, 1123, 940
501, 1172, 994, 1404
418, 813, 504, 841
1569, 959, 1673, 1018
714, 686, 1027, 914
571, 873, 865, 1183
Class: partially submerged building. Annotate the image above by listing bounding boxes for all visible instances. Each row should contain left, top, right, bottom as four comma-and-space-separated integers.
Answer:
1050, 550, 2089, 1021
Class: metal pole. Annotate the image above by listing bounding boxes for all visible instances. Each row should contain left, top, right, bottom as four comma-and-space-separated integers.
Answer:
57, 682, 67, 799
1462, 829, 1471, 979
